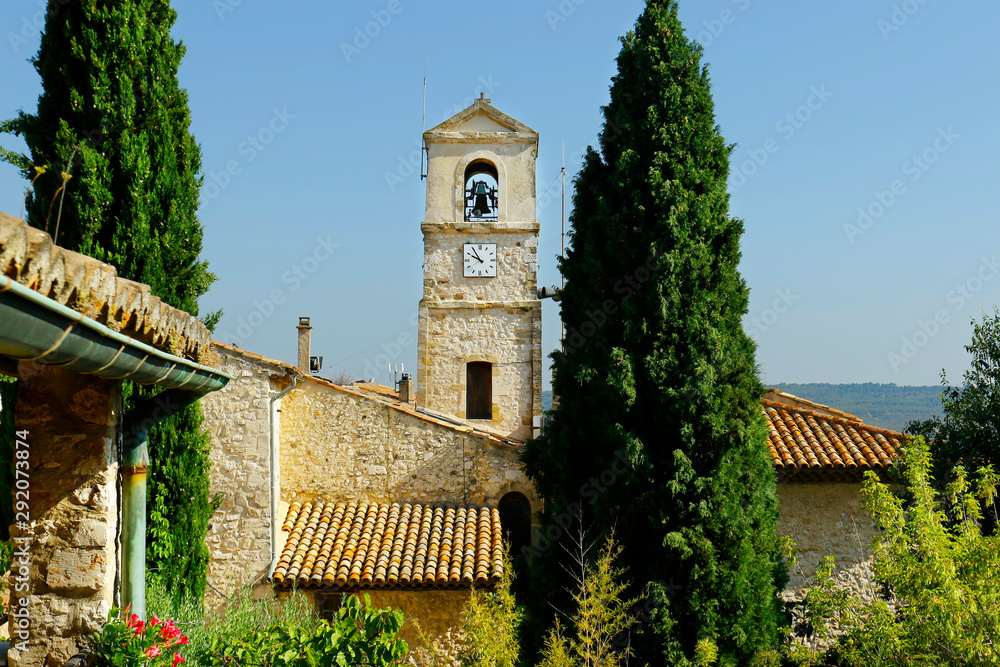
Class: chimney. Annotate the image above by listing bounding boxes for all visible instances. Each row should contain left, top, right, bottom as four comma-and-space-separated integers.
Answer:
398, 373, 414, 403
297, 317, 312, 371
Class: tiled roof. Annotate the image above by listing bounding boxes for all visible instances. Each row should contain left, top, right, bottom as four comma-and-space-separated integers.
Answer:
763, 398, 905, 482
272, 500, 504, 591
0, 211, 214, 363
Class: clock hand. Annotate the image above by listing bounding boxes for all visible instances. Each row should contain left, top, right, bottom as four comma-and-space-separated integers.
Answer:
471, 249, 483, 263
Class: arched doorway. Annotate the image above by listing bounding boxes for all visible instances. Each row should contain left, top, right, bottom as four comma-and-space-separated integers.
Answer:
498, 491, 532, 560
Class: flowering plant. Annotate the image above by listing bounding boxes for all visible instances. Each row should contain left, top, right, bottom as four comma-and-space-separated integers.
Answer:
89, 606, 189, 667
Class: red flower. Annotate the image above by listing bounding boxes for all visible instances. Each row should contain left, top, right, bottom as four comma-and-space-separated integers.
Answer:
172, 652, 186, 667
177, 636, 190, 645
149, 615, 161, 627
143, 645, 163, 659
160, 620, 182, 641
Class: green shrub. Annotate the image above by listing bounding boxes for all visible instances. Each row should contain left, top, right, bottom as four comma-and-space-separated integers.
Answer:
793, 437, 1000, 666
197, 593, 407, 667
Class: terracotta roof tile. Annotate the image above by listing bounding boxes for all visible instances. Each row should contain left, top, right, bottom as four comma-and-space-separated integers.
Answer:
762, 399, 906, 482
273, 500, 504, 591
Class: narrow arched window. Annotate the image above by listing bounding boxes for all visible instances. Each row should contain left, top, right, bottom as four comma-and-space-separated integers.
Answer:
466, 361, 492, 419
498, 492, 532, 559
464, 160, 498, 222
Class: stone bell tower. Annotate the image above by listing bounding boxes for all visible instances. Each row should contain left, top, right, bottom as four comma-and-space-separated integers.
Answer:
416, 95, 542, 441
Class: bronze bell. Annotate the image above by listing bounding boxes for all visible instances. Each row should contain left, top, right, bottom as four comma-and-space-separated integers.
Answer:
471, 180, 491, 217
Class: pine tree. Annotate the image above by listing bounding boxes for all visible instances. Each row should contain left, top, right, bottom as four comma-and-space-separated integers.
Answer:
523, 2, 784, 664
1, 0, 219, 602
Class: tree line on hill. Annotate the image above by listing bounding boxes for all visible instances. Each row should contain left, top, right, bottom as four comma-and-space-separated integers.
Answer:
547, 383, 945, 434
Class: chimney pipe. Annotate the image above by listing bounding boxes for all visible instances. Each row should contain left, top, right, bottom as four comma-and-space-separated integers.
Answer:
398, 373, 414, 403
297, 317, 312, 371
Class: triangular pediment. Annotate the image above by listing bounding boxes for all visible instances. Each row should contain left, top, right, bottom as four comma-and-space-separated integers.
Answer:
426, 97, 537, 141
452, 114, 514, 133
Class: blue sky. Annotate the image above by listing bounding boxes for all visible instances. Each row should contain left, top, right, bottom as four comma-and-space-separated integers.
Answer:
2, 0, 998, 391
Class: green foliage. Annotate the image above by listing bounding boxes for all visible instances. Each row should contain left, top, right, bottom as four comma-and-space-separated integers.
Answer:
537, 537, 638, 667
147, 573, 311, 667
145, 400, 223, 604
523, 1, 783, 663
692, 639, 719, 667
1, 0, 214, 313
908, 308, 1000, 479
537, 622, 574, 667
0, 0, 220, 602
457, 550, 523, 667
795, 438, 1000, 666
88, 606, 190, 667
199, 594, 407, 667
148, 575, 407, 667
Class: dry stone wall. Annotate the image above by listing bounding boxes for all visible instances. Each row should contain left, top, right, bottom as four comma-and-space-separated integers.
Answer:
418, 305, 538, 439
777, 481, 882, 651
279, 380, 534, 510
9, 363, 119, 667
202, 345, 289, 606
777, 482, 879, 601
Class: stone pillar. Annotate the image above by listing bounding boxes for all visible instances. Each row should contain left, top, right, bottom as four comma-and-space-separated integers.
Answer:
9, 363, 120, 667
296, 317, 312, 372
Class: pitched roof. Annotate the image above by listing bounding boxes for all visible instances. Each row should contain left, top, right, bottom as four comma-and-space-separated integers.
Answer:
424, 97, 537, 143
763, 398, 905, 482
272, 500, 504, 591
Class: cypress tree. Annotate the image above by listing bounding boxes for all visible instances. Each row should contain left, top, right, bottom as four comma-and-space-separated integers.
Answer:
523, 2, 784, 664
2, 0, 220, 602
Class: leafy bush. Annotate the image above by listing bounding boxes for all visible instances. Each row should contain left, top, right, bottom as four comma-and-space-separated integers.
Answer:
793, 437, 1000, 666
198, 593, 407, 667
146, 574, 406, 667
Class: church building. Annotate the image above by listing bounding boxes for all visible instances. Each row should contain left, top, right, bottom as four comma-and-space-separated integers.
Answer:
199, 98, 544, 648
417, 94, 544, 441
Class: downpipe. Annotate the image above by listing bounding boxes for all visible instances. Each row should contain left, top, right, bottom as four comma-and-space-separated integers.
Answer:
121, 389, 206, 619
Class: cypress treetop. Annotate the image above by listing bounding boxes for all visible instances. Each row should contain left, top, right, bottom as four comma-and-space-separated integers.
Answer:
524, 2, 784, 664
1, 0, 220, 603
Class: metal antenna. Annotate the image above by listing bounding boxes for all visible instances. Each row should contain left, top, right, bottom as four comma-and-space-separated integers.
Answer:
561, 140, 566, 344
420, 57, 428, 181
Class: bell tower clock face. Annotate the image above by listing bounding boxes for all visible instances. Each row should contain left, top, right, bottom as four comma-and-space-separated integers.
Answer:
463, 243, 497, 277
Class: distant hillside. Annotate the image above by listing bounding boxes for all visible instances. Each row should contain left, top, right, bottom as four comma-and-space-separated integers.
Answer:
772, 383, 946, 433
543, 384, 947, 434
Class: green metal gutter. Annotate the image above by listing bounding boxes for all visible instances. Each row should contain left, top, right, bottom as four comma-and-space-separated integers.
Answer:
0, 274, 232, 619
0, 275, 230, 391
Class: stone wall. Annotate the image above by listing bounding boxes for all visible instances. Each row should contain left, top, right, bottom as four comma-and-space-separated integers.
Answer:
421, 226, 539, 303
298, 589, 469, 654
364, 590, 468, 653
9, 363, 119, 667
423, 131, 537, 224
418, 304, 540, 439
201, 345, 290, 607
777, 482, 880, 605
279, 380, 535, 511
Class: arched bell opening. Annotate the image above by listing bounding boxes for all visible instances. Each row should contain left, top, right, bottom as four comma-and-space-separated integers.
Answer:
464, 160, 499, 222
